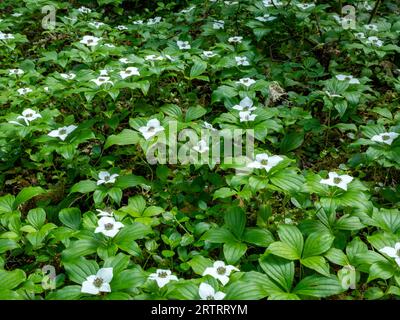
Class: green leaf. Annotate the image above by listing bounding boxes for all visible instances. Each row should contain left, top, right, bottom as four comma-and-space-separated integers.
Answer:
301, 256, 330, 276
224, 207, 246, 238
294, 275, 344, 298
225, 280, 268, 300
59, 208, 81, 230
104, 129, 139, 149
114, 222, 152, 255
367, 261, 395, 282
190, 58, 207, 78
0, 195, 15, 214
70, 180, 97, 193
324, 248, 348, 266
0, 239, 19, 253
213, 187, 236, 200
223, 241, 247, 264
63, 258, 99, 284
187, 255, 213, 275
46, 286, 82, 300
14, 187, 45, 208
280, 131, 304, 153
268, 241, 301, 260
111, 269, 147, 291
168, 281, 199, 300
201, 227, 236, 243
302, 231, 334, 258
259, 255, 294, 292
0, 269, 26, 290
277, 225, 304, 257
185, 106, 207, 122
107, 187, 122, 204
161, 104, 182, 119
62, 239, 100, 260
27, 208, 46, 229
103, 253, 130, 274
243, 228, 274, 247
114, 174, 147, 189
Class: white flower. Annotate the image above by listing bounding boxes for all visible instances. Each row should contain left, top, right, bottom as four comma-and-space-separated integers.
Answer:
138, 119, 164, 140
104, 43, 115, 48
91, 76, 113, 86
133, 20, 143, 25
60, 72, 76, 80
355, 32, 366, 39
203, 121, 217, 131
89, 22, 105, 29
247, 153, 283, 171
366, 36, 383, 47
147, 17, 162, 25
48, 125, 77, 141
213, 20, 224, 30
379, 243, 400, 267
17, 88, 32, 95
80, 35, 101, 46
145, 54, 164, 61
181, 6, 196, 14
11, 13, 23, 17
9, 69, 24, 75
364, 24, 378, 32
296, 3, 315, 10
263, 0, 283, 7
78, 6, 92, 14
116, 25, 128, 31
335, 74, 360, 84
232, 97, 256, 112
239, 111, 257, 122
371, 132, 399, 145
119, 58, 130, 64
235, 56, 250, 66
97, 171, 119, 185
177, 40, 191, 50
81, 268, 113, 295
325, 91, 342, 98
203, 261, 239, 286
95, 216, 124, 237
99, 69, 110, 76
0, 32, 14, 40
202, 51, 217, 58
148, 269, 178, 288
320, 172, 353, 191
256, 14, 277, 22
236, 78, 256, 87
96, 209, 114, 217
120, 67, 140, 79
16, 109, 42, 125
193, 140, 209, 153
228, 36, 242, 43
199, 283, 225, 300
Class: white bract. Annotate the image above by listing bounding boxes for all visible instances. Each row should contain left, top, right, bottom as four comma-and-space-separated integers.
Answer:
320, 172, 354, 191
202, 51, 217, 58
138, 119, 164, 140
96, 209, 114, 217
97, 171, 119, 185
355, 32, 366, 39
235, 56, 250, 66
9, 68, 24, 75
236, 77, 256, 87
335, 74, 360, 84
17, 88, 32, 95
193, 140, 209, 153
148, 269, 178, 288
228, 36, 243, 43
263, 0, 283, 7
78, 6, 92, 14
89, 22, 105, 29
247, 153, 283, 171
91, 76, 113, 86
48, 125, 77, 141
379, 243, 400, 267
177, 40, 191, 50
203, 261, 239, 286
81, 268, 113, 295
116, 25, 128, 31
256, 14, 277, 22
60, 72, 76, 80
80, 35, 101, 46
133, 20, 143, 25
199, 283, 225, 300
95, 216, 124, 237
213, 20, 224, 30
233, 97, 256, 112
16, 109, 42, 125
147, 17, 162, 25
120, 67, 140, 79
145, 54, 164, 61
239, 111, 257, 122
366, 36, 383, 47
0, 32, 14, 40
296, 3, 315, 10
371, 132, 399, 145
364, 24, 378, 31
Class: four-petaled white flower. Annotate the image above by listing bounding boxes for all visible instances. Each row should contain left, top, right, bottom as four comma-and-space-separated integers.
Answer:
9, 68, 24, 75
16, 109, 42, 125
17, 88, 32, 95
97, 171, 119, 185
203, 261, 239, 286
48, 125, 77, 141
80, 35, 101, 46
147, 17, 162, 25
193, 140, 209, 153
239, 111, 257, 122
60, 72, 76, 80
320, 172, 354, 191
138, 119, 165, 140
335, 74, 360, 84
202, 51, 217, 58
145, 54, 164, 61
116, 25, 128, 31
213, 20, 224, 30
11, 13, 23, 17
228, 36, 243, 43
199, 283, 225, 300
120, 67, 140, 79
325, 91, 342, 98
89, 22, 105, 29
91, 76, 113, 86
296, 3, 315, 10
371, 132, 399, 145
133, 20, 144, 25
0, 32, 14, 40
100, 69, 110, 76
355, 32, 365, 39
235, 56, 250, 66
247, 153, 283, 172
148, 269, 178, 288
119, 58, 130, 64
364, 24, 378, 32
379, 243, 400, 267
263, 0, 283, 7
203, 121, 217, 131
236, 77, 256, 87
256, 14, 277, 22
366, 36, 383, 47
78, 6, 92, 14
95, 216, 124, 237
81, 268, 113, 295
96, 209, 114, 217
177, 40, 191, 50
233, 97, 256, 112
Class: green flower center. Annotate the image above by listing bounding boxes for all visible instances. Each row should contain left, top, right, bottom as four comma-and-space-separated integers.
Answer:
333, 177, 342, 184
260, 159, 268, 166
104, 175, 110, 181
59, 129, 67, 135
104, 223, 114, 230
93, 277, 103, 288
206, 295, 215, 300
148, 126, 155, 132
158, 271, 168, 278
217, 267, 226, 275
26, 113, 33, 118
382, 135, 390, 141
